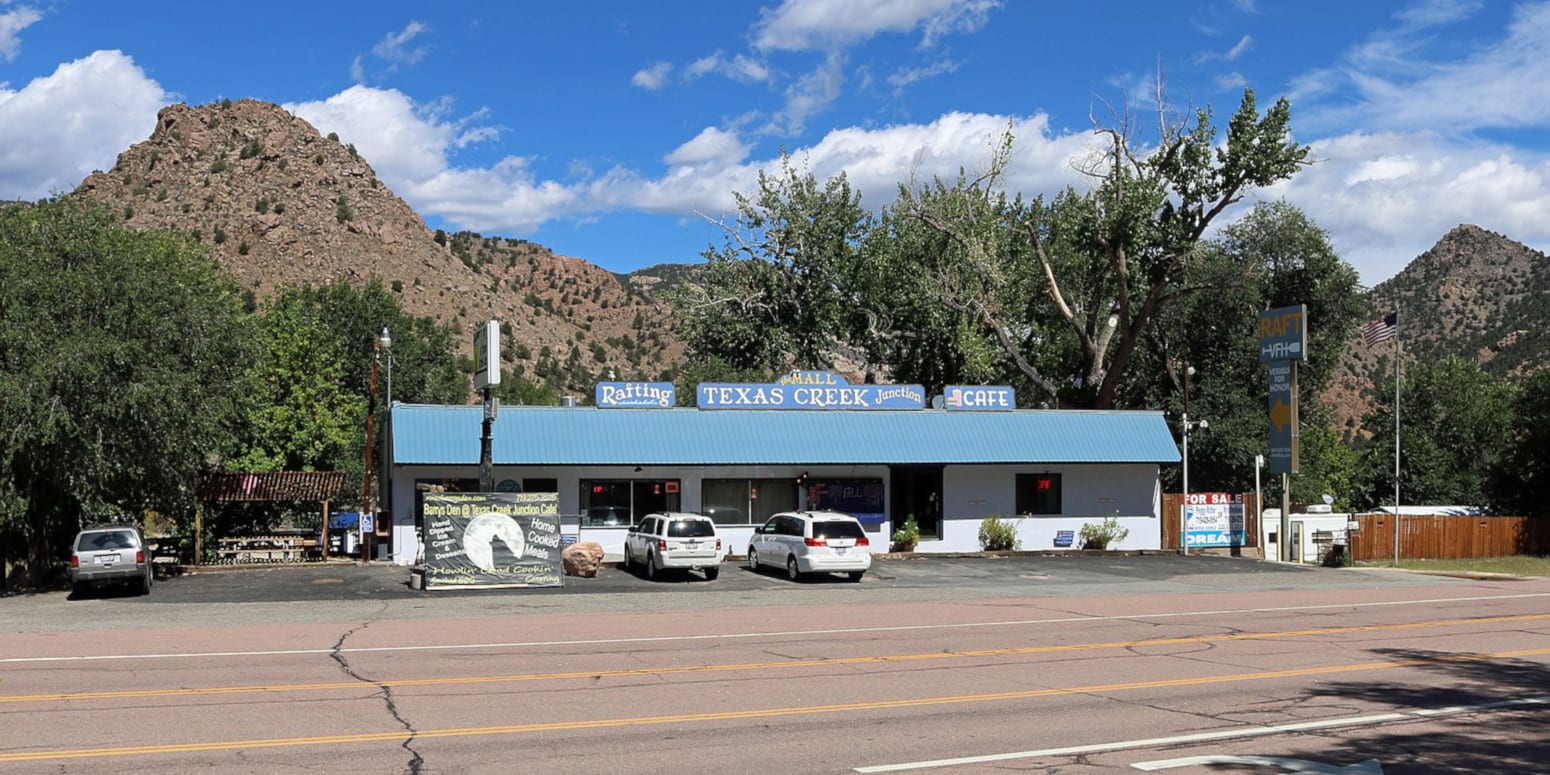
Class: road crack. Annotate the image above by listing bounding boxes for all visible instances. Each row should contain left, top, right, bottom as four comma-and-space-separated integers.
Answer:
330, 621, 425, 775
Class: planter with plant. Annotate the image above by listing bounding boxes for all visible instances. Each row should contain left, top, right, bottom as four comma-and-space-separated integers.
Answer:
1078, 513, 1130, 550
978, 516, 1021, 551
890, 514, 920, 552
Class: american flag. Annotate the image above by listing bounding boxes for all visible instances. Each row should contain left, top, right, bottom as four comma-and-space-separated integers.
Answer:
1362, 311, 1398, 346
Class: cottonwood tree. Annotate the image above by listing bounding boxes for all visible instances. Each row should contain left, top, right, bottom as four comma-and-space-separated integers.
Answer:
899, 89, 1310, 408
0, 200, 253, 581
671, 155, 883, 380
1355, 356, 1514, 510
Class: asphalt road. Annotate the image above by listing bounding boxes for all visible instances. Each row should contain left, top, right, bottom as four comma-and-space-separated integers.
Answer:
3, 556, 1547, 773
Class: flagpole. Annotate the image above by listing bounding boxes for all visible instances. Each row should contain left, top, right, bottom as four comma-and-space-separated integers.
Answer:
1393, 304, 1401, 567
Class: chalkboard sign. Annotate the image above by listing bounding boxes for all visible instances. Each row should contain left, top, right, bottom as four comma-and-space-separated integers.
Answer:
421, 492, 563, 589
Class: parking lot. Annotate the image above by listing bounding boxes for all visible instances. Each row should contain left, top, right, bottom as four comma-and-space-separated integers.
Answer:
71, 551, 1454, 603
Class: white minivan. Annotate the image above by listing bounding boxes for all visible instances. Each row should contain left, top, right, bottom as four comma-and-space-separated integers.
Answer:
747, 510, 872, 582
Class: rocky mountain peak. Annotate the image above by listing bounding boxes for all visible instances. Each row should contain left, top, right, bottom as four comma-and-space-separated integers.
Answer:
72, 98, 683, 395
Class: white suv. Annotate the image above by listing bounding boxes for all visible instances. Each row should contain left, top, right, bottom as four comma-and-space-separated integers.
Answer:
747, 510, 872, 582
623, 512, 723, 580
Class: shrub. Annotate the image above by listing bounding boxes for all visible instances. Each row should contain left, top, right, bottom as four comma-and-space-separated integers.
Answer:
891, 515, 920, 552
239, 139, 262, 159
1078, 514, 1130, 550
210, 158, 227, 174
978, 516, 1021, 551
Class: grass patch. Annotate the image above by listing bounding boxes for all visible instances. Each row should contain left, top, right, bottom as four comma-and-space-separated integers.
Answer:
1359, 556, 1550, 576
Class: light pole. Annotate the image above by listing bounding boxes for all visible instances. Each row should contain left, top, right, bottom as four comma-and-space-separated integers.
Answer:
1180, 365, 1208, 555
1255, 453, 1266, 560
378, 327, 393, 528
361, 333, 381, 564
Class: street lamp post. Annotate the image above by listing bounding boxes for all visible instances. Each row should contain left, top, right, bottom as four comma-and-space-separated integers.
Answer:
1255, 453, 1266, 560
378, 327, 393, 529
361, 334, 382, 564
1180, 365, 1208, 555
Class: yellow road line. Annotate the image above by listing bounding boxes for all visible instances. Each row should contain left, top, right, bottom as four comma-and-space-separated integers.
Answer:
3, 646, 1548, 764
4, 612, 1548, 704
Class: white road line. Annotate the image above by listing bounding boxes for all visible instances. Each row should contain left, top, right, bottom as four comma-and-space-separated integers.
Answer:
4, 592, 1547, 665
854, 697, 1549, 772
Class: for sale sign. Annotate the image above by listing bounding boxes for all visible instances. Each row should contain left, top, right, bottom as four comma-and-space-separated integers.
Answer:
1184, 492, 1245, 548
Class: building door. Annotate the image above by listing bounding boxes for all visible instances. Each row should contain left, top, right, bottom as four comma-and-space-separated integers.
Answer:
890, 465, 943, 538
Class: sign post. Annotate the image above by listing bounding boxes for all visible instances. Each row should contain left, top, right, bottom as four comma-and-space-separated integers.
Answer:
1258, 304, 1307, 562
474, 321, 501, 493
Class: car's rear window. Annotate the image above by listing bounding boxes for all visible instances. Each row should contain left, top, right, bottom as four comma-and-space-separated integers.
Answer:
668, 519, 716, 538
813, 520, 864, 539
77, 531, 138, 551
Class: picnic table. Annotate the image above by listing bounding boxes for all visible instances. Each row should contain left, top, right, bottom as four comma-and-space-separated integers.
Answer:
213, 534, 320, 564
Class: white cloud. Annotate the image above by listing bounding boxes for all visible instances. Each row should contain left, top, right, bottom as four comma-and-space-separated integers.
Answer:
767, 54, 846, 135
1224, 34, 1253, 61
373, 21, 431, 66
1215, 71, 1248, 91
1266, 130, 1550, 284
1296, 1, 1550, 135
887, 58, 959, 92
753, 0, 1000, 51
0, 5, 42, 62
664, 127, 750, 169
631, 61, 672, 90
0, 50, 168, 199
350, 55, 365, 84
685, 52, 771, 84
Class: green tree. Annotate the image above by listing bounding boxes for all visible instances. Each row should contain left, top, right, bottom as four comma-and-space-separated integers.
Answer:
1132, 201, 1363, 497
1488, 369, 1550, 517
1354, 356, 1514, 510
0, 200, 254, 581
671, 155, 881, 376
228, 294, 364, 472
900, 89, 1310, 408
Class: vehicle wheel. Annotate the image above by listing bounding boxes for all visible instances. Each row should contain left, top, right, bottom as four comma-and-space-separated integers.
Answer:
646, 552, 659, 580
786, 556, 802, 581
622, 545, 633, 572
140, 574, 152, 595
704, 566, 720, 581
847, 571, 864, 583
746, 548, 759, 571
70, 582, 86, 599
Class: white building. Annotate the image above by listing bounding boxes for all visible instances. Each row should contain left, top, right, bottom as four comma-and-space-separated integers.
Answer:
380, 377, 1182, 566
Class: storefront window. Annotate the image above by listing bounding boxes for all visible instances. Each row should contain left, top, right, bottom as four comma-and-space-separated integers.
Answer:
1015, 473, 1062, 515
579, 479, 679, 526
701, 479, 797, 525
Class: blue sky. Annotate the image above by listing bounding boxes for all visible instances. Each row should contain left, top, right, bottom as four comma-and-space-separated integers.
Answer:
2, 1, 1547, 285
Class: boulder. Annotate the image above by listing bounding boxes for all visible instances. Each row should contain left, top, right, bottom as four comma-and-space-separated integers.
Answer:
562, 542, 605, 577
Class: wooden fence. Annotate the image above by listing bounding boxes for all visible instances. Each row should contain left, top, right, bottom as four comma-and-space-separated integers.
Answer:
1345, 514, 1550, 562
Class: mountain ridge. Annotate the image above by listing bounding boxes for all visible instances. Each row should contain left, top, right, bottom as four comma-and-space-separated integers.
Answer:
72, 98, 684, 396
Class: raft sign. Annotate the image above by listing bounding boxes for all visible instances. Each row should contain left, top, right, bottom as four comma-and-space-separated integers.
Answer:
696, 370, 925, 410
595, 382, 675, 408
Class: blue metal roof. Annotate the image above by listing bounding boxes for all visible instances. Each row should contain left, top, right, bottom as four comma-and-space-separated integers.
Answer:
390, 404, 1181, 466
